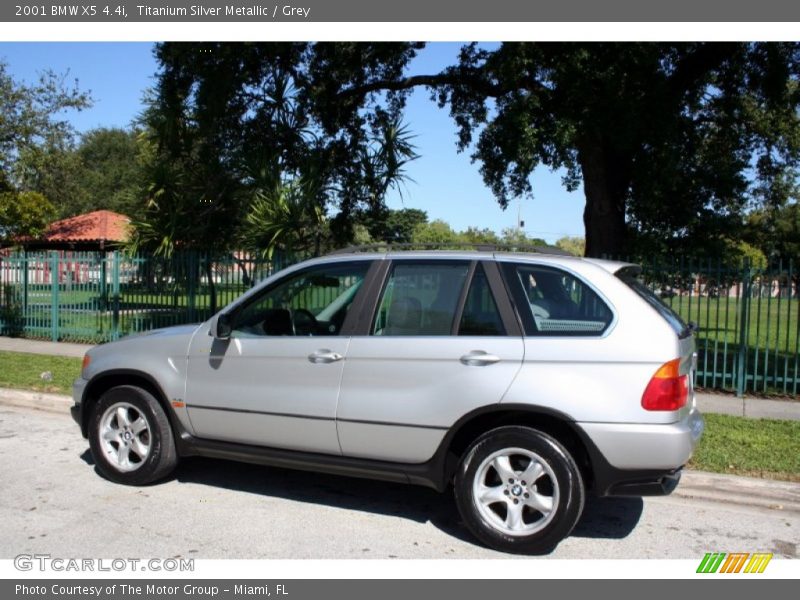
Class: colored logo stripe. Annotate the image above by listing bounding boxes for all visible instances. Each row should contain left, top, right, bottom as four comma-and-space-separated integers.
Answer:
697, 552, 772, 574
697, 553, 726, 573
720, 553, 749, 573
744, 553, 773, 573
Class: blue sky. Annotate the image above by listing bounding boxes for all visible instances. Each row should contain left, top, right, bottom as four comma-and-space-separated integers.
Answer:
0, 42, 585, 242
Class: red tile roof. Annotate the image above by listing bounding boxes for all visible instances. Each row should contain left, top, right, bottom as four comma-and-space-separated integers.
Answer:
43, 210, 131, 243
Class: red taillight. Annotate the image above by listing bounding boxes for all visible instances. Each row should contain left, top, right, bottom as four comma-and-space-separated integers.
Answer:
641, 358, 688, 411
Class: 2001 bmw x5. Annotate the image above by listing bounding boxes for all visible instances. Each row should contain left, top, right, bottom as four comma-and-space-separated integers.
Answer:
71, 248, 704, 553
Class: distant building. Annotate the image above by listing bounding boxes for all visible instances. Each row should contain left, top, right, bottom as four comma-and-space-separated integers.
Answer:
19, 209, 131, 251
1, 210, 132, 285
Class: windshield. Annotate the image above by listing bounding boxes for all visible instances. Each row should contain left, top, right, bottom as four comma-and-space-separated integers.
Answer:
616, 266, 691, 338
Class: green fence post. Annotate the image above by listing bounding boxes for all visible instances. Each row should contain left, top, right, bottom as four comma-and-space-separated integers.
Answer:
187, 252, 197, 323
736, 259, 752, 397
50, 251, 59, 342
112, 250, 121, 340
22, 248, 28, 320
0, 252, 3, 333
100, 253, 108, 311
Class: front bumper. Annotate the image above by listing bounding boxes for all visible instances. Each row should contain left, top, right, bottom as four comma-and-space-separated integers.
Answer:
71, 377, 88, 434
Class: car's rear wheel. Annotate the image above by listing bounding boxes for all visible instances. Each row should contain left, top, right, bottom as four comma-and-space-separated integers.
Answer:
454, 426, 585, 554
88, 385, 178, 485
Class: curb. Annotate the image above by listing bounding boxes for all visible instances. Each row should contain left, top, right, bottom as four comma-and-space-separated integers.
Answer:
695, 392, 800, 421
0, 388, 72, 414
676, 470, 800, 514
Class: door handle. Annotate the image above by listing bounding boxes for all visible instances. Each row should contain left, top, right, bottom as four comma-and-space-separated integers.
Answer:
308, 349, 344, 364
460, 351, 501, 366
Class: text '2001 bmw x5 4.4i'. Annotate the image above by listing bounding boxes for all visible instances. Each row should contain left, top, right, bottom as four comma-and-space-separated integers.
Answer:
71, 248, 704, 554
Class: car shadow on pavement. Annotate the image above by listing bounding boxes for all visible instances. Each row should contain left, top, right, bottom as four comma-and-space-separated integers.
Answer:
571, 497, 643, 539
153, 455, 642, 547
173, 456, 477, 545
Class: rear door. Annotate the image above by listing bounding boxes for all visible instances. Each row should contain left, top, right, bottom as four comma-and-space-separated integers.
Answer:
336, 259, 524, 463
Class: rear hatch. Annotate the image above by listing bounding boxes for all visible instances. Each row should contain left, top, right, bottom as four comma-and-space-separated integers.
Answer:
616, 265, 697, 417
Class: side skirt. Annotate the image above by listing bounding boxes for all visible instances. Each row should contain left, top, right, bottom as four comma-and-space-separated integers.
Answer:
175, 433, 449, 492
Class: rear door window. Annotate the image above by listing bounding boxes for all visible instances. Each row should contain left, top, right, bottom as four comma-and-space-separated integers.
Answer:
458, 265, 505, 336
372, 261, 470, 336
502, 263, 613, 336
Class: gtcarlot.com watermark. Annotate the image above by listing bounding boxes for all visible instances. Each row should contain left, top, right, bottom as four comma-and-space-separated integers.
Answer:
14, 554, 194, 573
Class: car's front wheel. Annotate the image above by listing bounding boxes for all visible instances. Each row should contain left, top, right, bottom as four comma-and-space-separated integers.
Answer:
88, 385, 178, 485
454, 426, 585, 554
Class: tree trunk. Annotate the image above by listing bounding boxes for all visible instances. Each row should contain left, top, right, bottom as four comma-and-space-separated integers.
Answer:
577, 138, 630, 259
231, 253, 252, 287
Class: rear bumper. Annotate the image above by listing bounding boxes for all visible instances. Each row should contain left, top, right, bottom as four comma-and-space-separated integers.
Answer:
577, 407, 704, 471
576, 407, 702, 497
604, 468, 682, 497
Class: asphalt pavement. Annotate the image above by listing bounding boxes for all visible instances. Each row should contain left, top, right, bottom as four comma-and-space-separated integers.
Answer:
0, 404, 797, 560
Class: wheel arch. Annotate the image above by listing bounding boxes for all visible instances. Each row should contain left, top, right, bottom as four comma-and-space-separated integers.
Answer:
436, 404, 595, 492
80, 370, 180, 440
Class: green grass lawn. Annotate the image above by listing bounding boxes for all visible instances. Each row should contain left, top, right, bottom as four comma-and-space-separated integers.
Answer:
665, 295, 799, 353
0, 350, 81, 394
689, 413, 800, 482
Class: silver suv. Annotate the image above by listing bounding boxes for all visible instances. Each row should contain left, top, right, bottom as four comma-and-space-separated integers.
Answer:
71, 249, 704, 553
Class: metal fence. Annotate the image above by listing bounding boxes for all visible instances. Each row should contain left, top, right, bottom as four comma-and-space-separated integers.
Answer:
0, 250, 298, 344
0, 250, 798, 396
634, 257, 799, 397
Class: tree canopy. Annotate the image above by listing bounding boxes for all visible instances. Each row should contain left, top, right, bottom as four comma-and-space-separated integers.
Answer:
308, 42, 800, 257
130, 42, 421, 259
126, 43, 800, 261
555, 236, 586, 257
0, 190, 55, 243
0, 61, 105, 248
0, 60, 91, 210
747, 203, 800, 264
70, 128, 145, 216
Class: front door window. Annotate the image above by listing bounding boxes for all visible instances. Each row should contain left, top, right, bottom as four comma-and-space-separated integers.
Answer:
232, 262, 370, 337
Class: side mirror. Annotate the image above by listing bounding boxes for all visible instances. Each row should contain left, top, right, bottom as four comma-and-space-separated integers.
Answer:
215, 313, 233, 339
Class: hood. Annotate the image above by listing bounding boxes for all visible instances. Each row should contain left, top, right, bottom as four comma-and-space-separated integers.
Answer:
89, 323, 202, 353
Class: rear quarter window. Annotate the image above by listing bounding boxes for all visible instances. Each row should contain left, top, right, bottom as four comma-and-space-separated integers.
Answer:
502, 263, 614, 336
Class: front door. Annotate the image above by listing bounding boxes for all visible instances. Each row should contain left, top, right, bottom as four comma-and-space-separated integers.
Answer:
185, 260, 372, 455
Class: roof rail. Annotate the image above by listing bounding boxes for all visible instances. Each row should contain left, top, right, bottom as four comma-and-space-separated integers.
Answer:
329, 242, 573, 256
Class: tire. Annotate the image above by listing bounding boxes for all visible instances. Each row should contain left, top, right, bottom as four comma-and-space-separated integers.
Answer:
88, 385, 178, 485
454, 426, 585, 554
